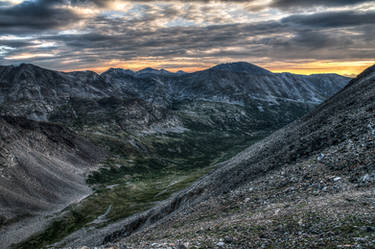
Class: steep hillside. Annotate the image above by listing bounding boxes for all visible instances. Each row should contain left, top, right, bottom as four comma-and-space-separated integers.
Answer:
61, 65, 375, 248
0, 116, 105, 248
0, 116, 105, 221
48, 96, 181, 135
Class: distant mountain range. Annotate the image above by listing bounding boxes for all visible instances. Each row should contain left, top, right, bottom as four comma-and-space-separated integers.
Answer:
101, 62, 348, 107
103, 67, 187, 77
0, 62, 349, 122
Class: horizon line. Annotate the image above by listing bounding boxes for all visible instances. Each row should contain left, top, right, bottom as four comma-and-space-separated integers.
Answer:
2, 61, 366, 78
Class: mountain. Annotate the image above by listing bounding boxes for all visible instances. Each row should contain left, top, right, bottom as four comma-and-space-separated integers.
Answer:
61, 64, 375, 248
0, 62, 348, 124
0, 64, 113, 120
175, 70, 187, 75
98, 62, 350, 137
102, 68, 184, 78
101, 61, 349, 106
135, 68, 175, 77
101, 68, 135, 77
0, 62, 350, 148
210, 61, 272, 74
0, 116, 105, 248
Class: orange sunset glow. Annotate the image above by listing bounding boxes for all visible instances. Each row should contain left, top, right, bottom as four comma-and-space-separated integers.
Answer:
70, 60, 374, 78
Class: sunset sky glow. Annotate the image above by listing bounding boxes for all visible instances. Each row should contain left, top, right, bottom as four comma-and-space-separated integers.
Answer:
0, 0, 374, 76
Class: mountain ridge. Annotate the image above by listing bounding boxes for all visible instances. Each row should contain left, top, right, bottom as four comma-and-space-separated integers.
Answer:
210, 62, 272, 75
0, 62, 350, 121
2, 62, 354, 78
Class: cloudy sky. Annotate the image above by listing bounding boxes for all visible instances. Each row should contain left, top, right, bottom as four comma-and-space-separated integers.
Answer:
0, 0, 374, 76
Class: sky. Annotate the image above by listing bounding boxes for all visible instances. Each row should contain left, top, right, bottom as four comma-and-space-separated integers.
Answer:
0, 0, 374, 76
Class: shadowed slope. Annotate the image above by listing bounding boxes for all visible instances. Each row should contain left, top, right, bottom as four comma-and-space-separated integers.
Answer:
0, 116, 105, 222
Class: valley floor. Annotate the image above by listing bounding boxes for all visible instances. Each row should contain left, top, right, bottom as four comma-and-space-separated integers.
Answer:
11, 131, 265, 249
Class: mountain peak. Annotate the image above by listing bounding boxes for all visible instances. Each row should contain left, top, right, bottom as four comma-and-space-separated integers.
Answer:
210, 62, 272, 75
18, 63, 34, 67
17, 63, 42, 71
136, 67, 174, 76
344, 64, 375, 89
357, 64, 375, 79
137, 67, 159, 73
103, 68, 134, 76
160, 69, 170, 73
176, 70, 187, 75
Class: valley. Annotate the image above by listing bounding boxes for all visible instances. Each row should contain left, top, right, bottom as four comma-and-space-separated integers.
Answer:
0, 62, 351, 249
78, 64, 375, 249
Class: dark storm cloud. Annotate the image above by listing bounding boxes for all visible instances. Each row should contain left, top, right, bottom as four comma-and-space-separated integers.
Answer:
271, 0, 372, 9
0, 0, 80, 33
282, 11, 375, 28
74, 0, 373, 10
0, 0, 374, 71
33, 10, 373, 65
1, 0, 371, 34
0, 40, 34, 48
4, 11, 375, 68
43, 20, 283, 52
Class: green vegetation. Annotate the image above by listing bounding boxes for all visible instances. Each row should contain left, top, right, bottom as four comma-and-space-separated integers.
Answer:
15, 99, 303, 249
13, 125, 265, 249
13, 166, 214, 249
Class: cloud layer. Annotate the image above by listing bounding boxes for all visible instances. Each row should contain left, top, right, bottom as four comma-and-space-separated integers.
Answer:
0, 0, 374, 75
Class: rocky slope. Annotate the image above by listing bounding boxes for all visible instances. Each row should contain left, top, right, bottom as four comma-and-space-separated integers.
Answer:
0, 64, 114, 120
0, 116, 105, 225
48, 96, 181, 135
64, 64, 375, 248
